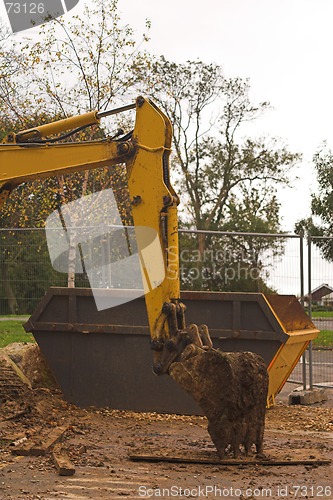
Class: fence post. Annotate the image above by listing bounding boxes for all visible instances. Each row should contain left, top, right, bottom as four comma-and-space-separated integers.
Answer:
300, 233, 307, 390
300, 232, 304, 303
307, 236, 313, 390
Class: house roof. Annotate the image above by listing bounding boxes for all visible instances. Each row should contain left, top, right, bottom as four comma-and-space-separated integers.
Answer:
309, 283, 333, 301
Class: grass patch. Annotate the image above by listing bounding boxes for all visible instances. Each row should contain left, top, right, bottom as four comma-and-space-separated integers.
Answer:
1, 320, 330, 350
311, 311, 333, 318
313, 329, 333, 348
0, 320, 34, 348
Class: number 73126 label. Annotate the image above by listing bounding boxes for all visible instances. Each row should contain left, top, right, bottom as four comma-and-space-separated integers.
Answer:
289, 485, 332, 497
5, 3, 45, 14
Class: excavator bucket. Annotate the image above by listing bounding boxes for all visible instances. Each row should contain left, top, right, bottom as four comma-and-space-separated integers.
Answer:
169, 349, 269, 457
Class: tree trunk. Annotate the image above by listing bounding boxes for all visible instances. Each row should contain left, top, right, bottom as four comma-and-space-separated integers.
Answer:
67, 237, 76, 288
198, 232, 206, 260
0, 261, 19, 314
196, 232, 207, 290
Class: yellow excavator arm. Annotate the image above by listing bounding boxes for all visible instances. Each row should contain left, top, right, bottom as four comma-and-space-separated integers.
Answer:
0, 97, 183, 369
0, 104, 135, 207
0, 96, 269, 459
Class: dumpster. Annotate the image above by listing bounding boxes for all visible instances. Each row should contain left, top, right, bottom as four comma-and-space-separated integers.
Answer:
25, 288, 319, 412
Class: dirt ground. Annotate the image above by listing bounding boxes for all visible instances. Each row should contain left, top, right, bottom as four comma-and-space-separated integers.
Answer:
0, 345, 332, 500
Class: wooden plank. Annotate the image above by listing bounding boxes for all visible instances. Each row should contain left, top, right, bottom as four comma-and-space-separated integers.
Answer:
4, 410, 28, 421
52, 445, 75, 476
129, 453, 331, 467
2, 354, 32, 389
31, 425, 68, 456
12, 425, 68, 457
11, 443, 33, 456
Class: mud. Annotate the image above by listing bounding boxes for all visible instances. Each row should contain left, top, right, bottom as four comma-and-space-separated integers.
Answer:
0, 389, 332, 499
170, 350, 268, 457
19, 345, 57, 389
0, 344, 332, 499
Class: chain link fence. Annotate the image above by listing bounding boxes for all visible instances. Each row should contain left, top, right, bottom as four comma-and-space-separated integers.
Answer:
301, 236, 333, 390
178, 229, 303, 296
0, 227, 332, 388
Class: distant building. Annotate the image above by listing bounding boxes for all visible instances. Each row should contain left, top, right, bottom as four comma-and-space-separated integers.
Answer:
305, 283, 333, 306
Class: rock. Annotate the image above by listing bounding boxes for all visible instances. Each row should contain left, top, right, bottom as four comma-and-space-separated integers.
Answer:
288, 388, 328, 405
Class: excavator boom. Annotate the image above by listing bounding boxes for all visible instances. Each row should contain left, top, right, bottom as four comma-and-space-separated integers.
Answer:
1, 97, 180, 356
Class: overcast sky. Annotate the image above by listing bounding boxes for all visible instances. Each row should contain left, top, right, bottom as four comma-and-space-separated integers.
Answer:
2, 0, 333, 291
2, 0, 333, 231
118, 0, 333, 292
117, 0, 333, 232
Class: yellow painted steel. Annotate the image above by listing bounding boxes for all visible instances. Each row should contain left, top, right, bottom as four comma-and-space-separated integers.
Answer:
0, 140, 129, 180
10, 111, 99, 143
0, 97, 180, 351
127, 98, 180, 345
267, 339, 308, 407
0, 140, 133, 209
263, 295, 320, 407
